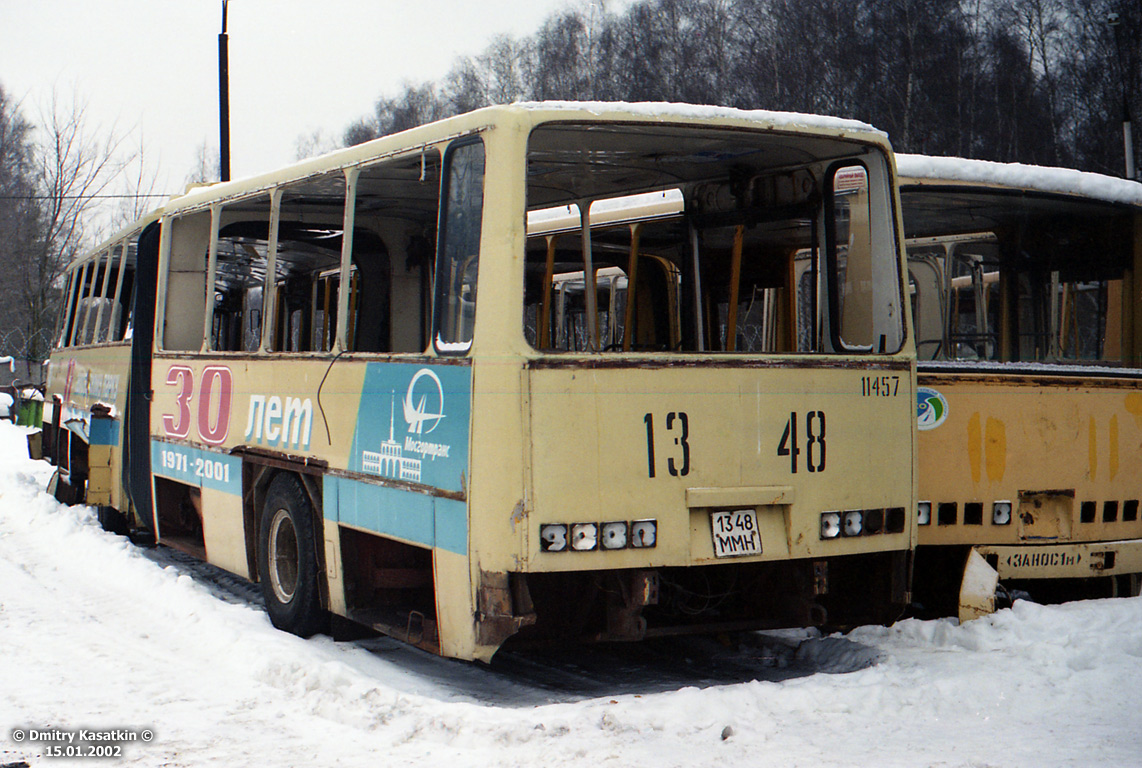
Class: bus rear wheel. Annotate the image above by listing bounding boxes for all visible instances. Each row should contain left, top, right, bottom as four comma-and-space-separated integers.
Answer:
258, 474, 327, 637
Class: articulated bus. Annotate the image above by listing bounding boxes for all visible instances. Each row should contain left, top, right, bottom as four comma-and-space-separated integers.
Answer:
40, 103, 916, 661
897, 154, 1142, 619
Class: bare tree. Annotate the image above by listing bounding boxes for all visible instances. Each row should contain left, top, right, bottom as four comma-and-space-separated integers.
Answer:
16, 88, 130, 363
339, 0, 1141, 175
106, 133, 163, 235
444, 57, 490, 115
1007, 0, 1069, 164
480, 35, 532, 104
0, 85, 44, 361
532, 11, 593, 100
343, 119, 379, 148
186, 141, 221, 186
294, 128, 341, 161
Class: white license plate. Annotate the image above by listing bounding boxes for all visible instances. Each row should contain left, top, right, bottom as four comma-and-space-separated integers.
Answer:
710, 509, 762, 558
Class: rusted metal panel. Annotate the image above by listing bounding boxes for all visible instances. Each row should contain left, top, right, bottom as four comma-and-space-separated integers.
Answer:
603, 570, 660, 641
231, 445, 327, 475
531, 356, 911, 372
1017, 492, 1074, 541
919, 367, 1142, 389
476, 571, 537, 647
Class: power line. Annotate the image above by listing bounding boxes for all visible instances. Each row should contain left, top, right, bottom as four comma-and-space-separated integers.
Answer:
0, 193, 175, 201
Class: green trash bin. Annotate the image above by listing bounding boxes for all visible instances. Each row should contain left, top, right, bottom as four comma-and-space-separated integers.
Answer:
16, 392, 42, 427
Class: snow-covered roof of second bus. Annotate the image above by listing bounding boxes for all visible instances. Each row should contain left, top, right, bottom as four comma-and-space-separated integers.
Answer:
897, 153, 1142, 208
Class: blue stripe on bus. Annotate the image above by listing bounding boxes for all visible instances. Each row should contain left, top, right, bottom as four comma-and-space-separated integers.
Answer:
323, 475, 467, 556
150, 441, 242, 496
89, 417, 120, 447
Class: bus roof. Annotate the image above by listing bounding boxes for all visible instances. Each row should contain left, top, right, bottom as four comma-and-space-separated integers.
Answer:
68, 102, 891, 270
897, 153, 1142, 242
166, 102, 888, 211
897, 153, 1142, 208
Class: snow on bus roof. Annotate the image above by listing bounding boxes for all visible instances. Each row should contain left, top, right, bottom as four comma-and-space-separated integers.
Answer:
897, 153, 1142, 207
168, 103, 883, 213
514, 100, 883, 136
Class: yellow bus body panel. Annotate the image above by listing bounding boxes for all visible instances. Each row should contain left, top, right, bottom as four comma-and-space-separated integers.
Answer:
526, 361, 916, 569
918, 371, 1142, 574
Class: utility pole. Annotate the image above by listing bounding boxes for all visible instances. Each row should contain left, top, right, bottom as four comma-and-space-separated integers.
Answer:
1109, 12, 1136, 180
219, 0, 232, 182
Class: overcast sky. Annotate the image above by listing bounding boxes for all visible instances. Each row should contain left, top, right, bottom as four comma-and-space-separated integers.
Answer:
1, 0, 587, 199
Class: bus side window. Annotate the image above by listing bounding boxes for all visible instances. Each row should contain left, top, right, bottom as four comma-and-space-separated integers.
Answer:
390, 234, 435, 353
906, 252, 947, 361
268, 173, 350, 353
347, 235, 390, 353
104, 238, 132, 343
116, 254, 136, 342
162, 211, 211, 351
82, 249, 117, 345
57, 264, 81, 348
525, 255, 679, 353
945, 245, 1000, 361
211, 196, 274, 352
74, 255, 103, 346
60, 235, 135, 347
433, 139, 485, 353
822, 161, 903, 355
347, 153, 441, 354
71, 252, 122, 347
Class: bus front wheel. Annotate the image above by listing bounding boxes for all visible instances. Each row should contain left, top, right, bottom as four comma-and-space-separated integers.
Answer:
258, 474, 327, 637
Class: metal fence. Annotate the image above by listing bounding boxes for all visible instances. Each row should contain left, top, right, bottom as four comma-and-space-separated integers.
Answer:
0, 327, 53, 387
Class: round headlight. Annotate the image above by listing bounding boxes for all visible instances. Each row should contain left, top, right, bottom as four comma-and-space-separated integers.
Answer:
601, 521, 629, 549
820, 512, 841, 539
917, 501, 932, 526
631, 520, 657, 548
571, 523, 599, 551
540, 524, 568, 552
992, 501, 1012, 525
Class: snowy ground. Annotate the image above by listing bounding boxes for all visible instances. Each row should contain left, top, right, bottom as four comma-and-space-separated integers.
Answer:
1, 420, 1140, 767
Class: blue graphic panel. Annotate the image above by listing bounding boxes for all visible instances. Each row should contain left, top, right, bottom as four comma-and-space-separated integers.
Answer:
150, 441, 242, 496
349, 363, 471, 494
89, 416, 120, 447
324, 476, 467, 556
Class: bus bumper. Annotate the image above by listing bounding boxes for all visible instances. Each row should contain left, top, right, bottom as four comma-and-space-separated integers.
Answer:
975, 539, 1142, 580
959, 539, 1142, 623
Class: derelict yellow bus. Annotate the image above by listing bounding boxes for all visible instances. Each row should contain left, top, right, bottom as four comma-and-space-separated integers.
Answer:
40, 103, 916, 661
898, 154, 1142, 619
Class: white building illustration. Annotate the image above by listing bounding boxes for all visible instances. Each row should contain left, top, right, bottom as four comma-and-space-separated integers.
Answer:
361, 393, 421, 482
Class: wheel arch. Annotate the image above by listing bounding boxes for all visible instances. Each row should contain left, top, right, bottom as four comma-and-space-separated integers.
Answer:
238, 452, 328, 610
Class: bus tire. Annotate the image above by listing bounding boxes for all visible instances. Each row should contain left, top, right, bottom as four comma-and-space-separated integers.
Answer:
258, 473, 327, 637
